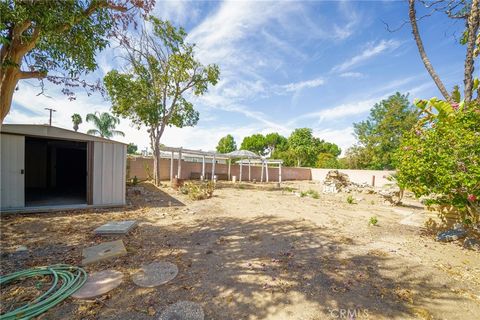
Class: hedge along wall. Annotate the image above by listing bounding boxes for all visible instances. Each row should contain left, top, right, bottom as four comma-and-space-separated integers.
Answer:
127, 156, 393, 186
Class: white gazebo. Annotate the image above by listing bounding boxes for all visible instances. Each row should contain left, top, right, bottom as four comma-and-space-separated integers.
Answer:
235, 158, 284, 183
225, 150, 262, 182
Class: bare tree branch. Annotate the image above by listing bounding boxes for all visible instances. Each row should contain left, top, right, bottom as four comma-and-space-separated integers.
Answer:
463, 0, 479, 102
18, 70, 46, 79
409, 0, 452, 101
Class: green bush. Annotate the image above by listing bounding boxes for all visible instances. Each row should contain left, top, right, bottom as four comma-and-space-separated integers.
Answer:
306, 189, 320, 199
180, 181, 215, 200
396, 99, 480, 222
346, 195, 356, 204
283, 186, 296, 193
369, 216, 378, 226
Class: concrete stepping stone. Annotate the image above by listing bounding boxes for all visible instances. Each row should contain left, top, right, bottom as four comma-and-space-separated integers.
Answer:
72, 270, 124, 299
94, 220, 138, 235
82, 240, 127, 265
158, 301, 204, 320
132, 261, 178, 287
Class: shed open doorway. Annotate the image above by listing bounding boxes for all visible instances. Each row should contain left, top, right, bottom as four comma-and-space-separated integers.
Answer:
25, 137, 88, 207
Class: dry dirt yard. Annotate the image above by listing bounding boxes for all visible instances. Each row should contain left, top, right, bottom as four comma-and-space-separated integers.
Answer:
1, 181, 479, 320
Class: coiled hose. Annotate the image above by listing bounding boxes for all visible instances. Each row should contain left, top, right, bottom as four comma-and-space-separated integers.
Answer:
0, 264, 87, 320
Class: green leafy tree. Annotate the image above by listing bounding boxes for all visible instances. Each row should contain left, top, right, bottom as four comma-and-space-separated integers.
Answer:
287, 128, 322, 167
240, 134, 267, 156
272, 148, 297, 167
319, 142, 341, 157
264, 132, 288, 156
127, 143, 138, 155
86, 111, 124, 138
104, 18, 220, 185
340, 146, 370, 169
316, 153, 342, 169
71, 113, 82, 132
352, 93, 418, 169
0, 0, 153, 123
396, 98, 480, 222
216, 134, 237, 154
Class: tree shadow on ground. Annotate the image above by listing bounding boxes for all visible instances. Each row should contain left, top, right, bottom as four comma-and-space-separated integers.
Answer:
79, 216, 465, 320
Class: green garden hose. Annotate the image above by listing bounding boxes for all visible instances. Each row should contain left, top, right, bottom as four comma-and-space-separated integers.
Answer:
0, 264, 87, 320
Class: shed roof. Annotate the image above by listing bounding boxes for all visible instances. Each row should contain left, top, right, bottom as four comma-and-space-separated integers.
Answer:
0, 124, 127, 145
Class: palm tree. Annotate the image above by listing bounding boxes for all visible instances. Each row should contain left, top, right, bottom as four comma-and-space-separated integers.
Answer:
71, 113, 82, 132
86, 111, 125, 138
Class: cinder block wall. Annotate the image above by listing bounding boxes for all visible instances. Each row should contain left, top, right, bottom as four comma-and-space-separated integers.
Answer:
127, 156, 310, 181
311, 168, 395, 187
127, 156, 392, 186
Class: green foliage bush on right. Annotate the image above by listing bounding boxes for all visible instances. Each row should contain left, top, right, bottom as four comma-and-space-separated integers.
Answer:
396, 98, 480, 223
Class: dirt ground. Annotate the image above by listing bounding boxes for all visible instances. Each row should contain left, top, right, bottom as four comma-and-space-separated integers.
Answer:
1, 181, 479, 320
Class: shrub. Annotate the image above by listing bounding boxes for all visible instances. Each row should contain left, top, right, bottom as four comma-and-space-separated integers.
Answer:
306, 189, 320, 199
180, 181, 215, 200
396, 99, 480, 223
346, 195, 356, 204
369, 216, 378, 226
283, 186, 296, 193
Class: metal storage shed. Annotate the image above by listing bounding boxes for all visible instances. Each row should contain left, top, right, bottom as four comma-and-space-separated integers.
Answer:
0, 124, 127, 212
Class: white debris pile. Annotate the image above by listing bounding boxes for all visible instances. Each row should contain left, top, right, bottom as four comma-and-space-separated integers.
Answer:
323, 170, 351, 193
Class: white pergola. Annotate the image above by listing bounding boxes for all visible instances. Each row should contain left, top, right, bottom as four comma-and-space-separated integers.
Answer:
160, 146, 230, 181
160, 146, 283, 183
236, 158, 284, 183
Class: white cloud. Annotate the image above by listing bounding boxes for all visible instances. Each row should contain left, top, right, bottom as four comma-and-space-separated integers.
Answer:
188, 1, 299, 64
313, 127, 356, 155
332, 39, 401, 72
289, 97, 379, 126
339, 72, 364, 78
282, 77, 325, 92
152, 0, 201, 25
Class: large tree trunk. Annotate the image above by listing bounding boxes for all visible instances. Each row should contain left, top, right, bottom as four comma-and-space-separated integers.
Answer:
464, 0, 480, 102
150, 126, 163, 186
153, 146, 161, 186
409, 0, 452, 102
150, 133, 161, 186
0, 69, 18, 123
1, 24, 44, 124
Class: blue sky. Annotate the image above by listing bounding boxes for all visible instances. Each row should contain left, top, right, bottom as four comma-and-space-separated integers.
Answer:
6, 0, 477, 154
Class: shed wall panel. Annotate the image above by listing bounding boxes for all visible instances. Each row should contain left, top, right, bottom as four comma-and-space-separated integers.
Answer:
92, 142, 126, 205
1, 134, 25, 209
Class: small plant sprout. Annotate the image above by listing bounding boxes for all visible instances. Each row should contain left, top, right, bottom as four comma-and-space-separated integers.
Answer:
283, 186, 296, 193
300, 191, 308, 197
369, 216, 378, 226
346, 195, 356, 204
307, 189, 320, 199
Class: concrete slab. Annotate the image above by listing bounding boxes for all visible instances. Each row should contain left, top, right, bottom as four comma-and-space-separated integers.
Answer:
132, 261, 178, 287
72, 270, 124, 299
82, 240, 127, 265
159, 301, 204, 320
94, 220, 138, 235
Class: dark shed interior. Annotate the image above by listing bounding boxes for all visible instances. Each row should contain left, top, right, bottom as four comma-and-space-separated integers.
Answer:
25, 137, 87, 206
